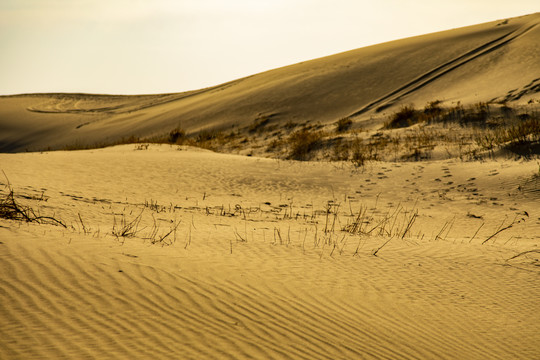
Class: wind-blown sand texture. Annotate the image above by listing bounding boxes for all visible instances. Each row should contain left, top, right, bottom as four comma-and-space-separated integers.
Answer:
0, 145, 539, 359
0, 13, 539, 152
1, 12, 540, 360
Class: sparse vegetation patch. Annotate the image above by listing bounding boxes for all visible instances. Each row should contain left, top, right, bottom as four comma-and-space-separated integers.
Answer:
287, 128, 326, 160
0, 177, 66, 227
385, 105, 419, 128
336, 117, 353, 132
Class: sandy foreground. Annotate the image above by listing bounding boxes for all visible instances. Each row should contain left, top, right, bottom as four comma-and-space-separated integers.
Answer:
0, 144, 538, 359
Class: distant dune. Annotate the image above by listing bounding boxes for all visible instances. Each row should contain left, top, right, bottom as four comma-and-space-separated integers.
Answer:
0, 13, 539, 152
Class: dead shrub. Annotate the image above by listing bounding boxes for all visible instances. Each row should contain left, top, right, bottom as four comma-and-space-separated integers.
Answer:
336, 117, 353, 133
460, 102, 489, 126
249, 117, 270, 134
168, 128, 186, 144
350, 138, 368, 167
0, 179, 66, 227
287, 128, 325, 160
423, 100, 443, 122
385, 105, 420, 128
506, 116, 540, 144
331, 138, 350, 161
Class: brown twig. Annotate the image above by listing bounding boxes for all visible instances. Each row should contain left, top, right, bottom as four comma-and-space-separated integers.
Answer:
482, 216, 523, 245
0, 176, 66, 228
506, 249, 540, 262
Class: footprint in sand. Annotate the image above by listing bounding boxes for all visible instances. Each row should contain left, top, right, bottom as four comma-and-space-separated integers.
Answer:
441, 167, 453, 178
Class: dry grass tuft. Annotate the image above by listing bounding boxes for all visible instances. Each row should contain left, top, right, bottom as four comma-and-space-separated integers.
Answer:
0, 176, 66, 228
384, 105, 419, 128
336, 117, 353, 133
168, 128, 186, 144
287, 128, 326, 160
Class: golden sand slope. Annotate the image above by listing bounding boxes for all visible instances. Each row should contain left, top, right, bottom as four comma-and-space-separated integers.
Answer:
1, 145, 539, 359
1, 13, 539, 152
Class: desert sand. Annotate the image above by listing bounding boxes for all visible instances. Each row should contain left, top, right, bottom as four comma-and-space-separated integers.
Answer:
1, 145, 539, 359
1, 13, 539, 360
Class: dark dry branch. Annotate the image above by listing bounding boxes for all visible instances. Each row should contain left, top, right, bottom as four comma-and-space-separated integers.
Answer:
372, 236, 394, 257
468, 222, 484, 243
506, 249, 540, 262
481, 216, 525, 245
78, 213, 90, 234
234, 227, 247, 243
0, 184, 66, 228
400, 211, 418, 239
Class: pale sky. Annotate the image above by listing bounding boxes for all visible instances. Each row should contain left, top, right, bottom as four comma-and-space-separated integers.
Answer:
0, 0, 538, 95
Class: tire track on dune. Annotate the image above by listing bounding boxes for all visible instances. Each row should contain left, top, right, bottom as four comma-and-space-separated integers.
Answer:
25, 76, 250, 115
26, 94, 184, 114
350, 21, 538, 116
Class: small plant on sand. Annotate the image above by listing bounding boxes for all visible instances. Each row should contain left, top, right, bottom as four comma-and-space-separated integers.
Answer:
500, 102, 513, 117
423, 100, 444, 122
284, 120, 298, 129
249, 116, 271, 134
331, 138, 351, 161
0, 178, 66, 227
144, 214, 181, 246
112, 210, 144, 240
350, 138, 368, 167
287, 128, 325, 160
266, 138, 284, 153
505, 117, 540, 144
134, 144, 149, 150
385, 105, 419, 128
335, 117, 353, 133
168, 127, 186, 144
186, 129, 227, 151
460, 102, 489, 125
481, 215, 527, 245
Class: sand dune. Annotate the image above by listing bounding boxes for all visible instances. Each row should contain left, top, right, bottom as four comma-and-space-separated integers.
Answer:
1, 145, 539, 359
1, 13, 539, 359
1, 13, 539, 152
